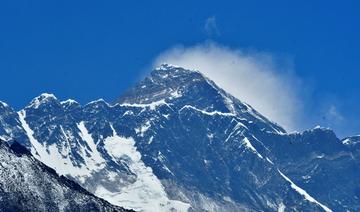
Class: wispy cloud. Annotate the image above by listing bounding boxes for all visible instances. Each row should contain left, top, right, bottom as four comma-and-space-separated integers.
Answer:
204, 16, 220, 36
326, 105, 344, 123
154, 42, 303, 131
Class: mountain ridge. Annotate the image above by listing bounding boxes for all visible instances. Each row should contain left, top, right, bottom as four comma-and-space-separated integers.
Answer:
0, 64, 358, 211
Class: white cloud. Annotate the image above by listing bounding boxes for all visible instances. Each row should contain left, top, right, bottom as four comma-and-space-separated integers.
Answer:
204, 16, 220, 36
326, 105, 344, 123
154, 42, 303, 131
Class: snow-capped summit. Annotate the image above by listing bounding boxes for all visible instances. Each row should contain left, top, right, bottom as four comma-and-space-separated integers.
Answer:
155, 63, 195, 71
61, 99, 79, 106
61, 99, 81, 111
32, 92, 57, 101
119, 64, 205, 104
26, 93, 59, 109
118, 64, 285, 134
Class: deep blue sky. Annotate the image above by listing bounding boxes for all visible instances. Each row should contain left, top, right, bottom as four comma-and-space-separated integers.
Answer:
0, 1, 359, 137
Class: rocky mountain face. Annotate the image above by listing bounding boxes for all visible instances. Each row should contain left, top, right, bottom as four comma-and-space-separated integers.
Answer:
0, 64, 358, 211
0, 140, 129, 212
258, 128, 360, 211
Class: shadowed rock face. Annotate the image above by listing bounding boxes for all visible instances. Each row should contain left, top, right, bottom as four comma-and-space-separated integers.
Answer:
0, 140, 130, 212
0, 64, 358, 211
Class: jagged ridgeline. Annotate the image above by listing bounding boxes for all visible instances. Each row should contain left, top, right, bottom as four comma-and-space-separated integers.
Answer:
0, 64, 359, 211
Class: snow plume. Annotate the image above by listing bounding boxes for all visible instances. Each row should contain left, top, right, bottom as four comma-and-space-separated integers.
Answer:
154, 42, 303, 131
204, 16, 220, 37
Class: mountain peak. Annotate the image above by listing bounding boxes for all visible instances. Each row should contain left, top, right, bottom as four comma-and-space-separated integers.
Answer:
117, 64, 206, 105
154, 63, 199, 73
60, 99, 81, 111
85, 98, 111, 107
27, 93, 58, 109
117, 64, 285, 133
151, 63, 204, 83
155, 63, 183, 70
38, 93, 57, 99
60, 99, 78, 105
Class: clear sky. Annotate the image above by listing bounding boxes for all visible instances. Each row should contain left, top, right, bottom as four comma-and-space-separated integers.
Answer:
0, 0, 359, 137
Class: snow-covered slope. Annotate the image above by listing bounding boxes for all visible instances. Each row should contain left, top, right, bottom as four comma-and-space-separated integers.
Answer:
99, 127, 190, 211
13, 96, 187, 212
0, 64, 358, 211
0, 140, 128, 212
